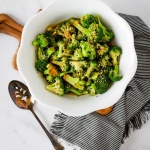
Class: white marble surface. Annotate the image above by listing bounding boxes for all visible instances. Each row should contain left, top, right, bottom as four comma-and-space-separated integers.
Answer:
0, 0, 150, 150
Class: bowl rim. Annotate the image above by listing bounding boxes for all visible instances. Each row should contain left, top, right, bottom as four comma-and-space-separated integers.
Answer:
17, 0, 137, 116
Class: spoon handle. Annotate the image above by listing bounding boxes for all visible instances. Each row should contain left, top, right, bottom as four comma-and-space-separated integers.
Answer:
30, 109, 64, 150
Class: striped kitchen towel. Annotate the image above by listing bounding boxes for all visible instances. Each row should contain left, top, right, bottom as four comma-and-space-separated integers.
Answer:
50, 14, 150, 150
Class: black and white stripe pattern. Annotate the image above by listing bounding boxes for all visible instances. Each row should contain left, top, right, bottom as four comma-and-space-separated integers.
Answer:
51, 14, 150, 150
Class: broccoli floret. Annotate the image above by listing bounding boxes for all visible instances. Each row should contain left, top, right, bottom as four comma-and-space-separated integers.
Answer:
96, 43, 109, 56
63, 74, 85, 90
72, 20, 103, 43
51, 57, 70, 72
70, 48, 84, 61
44, 69, 54, 83
57, 41, 65, 58
64, 83, 87, 96
67, 34, 79, 50
109, 65, 122, 81
80, 14, 96, 28
32, 34, 49, 48
96, 15, 114, 43
57, 41, 73, 58
44, 66, 54, 83
85, 61, 98, 78
37, 47, 55, 61
47, 47, 55, 57
87, 83, 96, 96
76, 31, 87, 41
109, 46, 122, 66
45, 31, 57, 46
95, 74, 112, 94
99, 54, 112, 67
46, 77, 64, 96
69, 61, 88, 78
90, 72, 99, 81
80, 41, 96, 60
55, 20, 76, 39
35, 47, 55, 73
69, 61, 87, 72
35, 60, 47, 72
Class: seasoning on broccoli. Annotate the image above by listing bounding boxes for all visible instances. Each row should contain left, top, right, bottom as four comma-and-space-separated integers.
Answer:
46, 77, 64, 96
95, 74, 112, 94
109, 46, 122, 66
33, 13, 123, 96
72, 20, 103, 43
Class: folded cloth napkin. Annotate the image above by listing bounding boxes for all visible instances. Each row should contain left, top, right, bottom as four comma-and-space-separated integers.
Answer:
51, 14, 150, 150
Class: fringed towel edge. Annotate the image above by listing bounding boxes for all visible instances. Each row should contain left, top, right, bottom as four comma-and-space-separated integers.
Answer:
50, 112, 68, 137
122, 99, 150, 143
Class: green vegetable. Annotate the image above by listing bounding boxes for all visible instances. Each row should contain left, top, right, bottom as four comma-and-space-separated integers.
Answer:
46, 77, 64, 96
35, 60, 47, 72
80, 14, 96, 28
109, 46, 122, 66
32, 34, 49, 48
72, 20, 103, 43
63, 74, 85, 90
109, 65, 122, 81
85, 61, 98, 78
96, 15, 114, 43
32, 14, 123, 96
51, 57, 70, 72
80, 41, 96, 60
95, 74, 112, 94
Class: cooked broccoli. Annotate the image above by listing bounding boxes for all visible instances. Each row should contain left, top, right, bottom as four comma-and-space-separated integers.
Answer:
45, 31, 57, 46
46, 77, 64, 96
69, 61, 88, 78
80, 14, 96, 28
57, 41, 65, 58
99, 54, 112, 67
47, 47, 55, 57
37, 47, 55, 61
51, 57, 70, 72
85, 61, 98, 78
70, 48, 84, 61
35, 60, 47, 72
33, 14, 123, 97
109, 65, 122, 81
96, 43, 109, 56
64, 83, 87, 96
69, 61, 87, 72
67, 34, 79, 50
90, 72, 99, 81
63, 74, 85, 90
96, 15, 114, 43
87, 83, 96, 96
55, 20, 76, 39
95, 74, 112, 94
76, 31, 87, 41
44, 68, 54, 83
57, 41, 73, 58
72, 20, 103, 43
80, 41, 96, 60
109, 46, 122, 66
32, 34, 49, 48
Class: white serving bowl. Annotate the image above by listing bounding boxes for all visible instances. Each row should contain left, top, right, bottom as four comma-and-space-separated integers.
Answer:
17, 0, 137, 116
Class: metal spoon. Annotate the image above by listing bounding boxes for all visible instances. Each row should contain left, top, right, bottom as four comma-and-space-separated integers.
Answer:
8, 80, 64, 150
